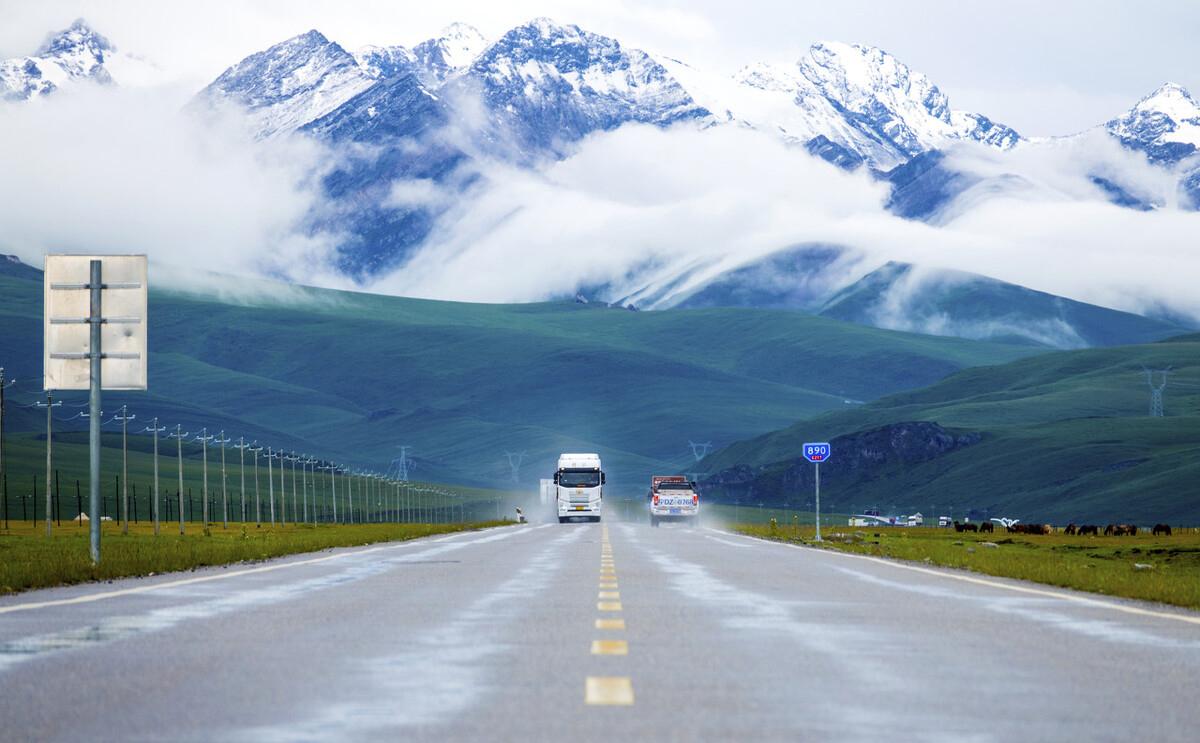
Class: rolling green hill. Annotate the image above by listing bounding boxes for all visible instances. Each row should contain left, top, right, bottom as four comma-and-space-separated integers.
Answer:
0, 258, 1035, 492
700, 335, 1200, 522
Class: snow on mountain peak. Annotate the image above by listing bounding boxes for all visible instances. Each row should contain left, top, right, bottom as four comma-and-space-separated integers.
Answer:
1, 18, 118, 100
1107, 81, 1200, 161
197, 29, 375, 137
412, 22, 488, 84
465, 18, 710, 156
37, 18, 113, 61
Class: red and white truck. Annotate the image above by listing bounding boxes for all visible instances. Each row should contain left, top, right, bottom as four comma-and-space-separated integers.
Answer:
648, 475, 699, 528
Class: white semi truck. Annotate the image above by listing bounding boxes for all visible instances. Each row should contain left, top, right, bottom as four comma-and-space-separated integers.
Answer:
554, 453, 605, 523
648, 475, 699, 527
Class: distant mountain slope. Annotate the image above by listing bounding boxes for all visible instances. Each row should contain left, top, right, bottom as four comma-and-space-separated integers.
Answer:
0, 259, 1035, 490
817, 262, 1189, 348
700, 335, 1200, 522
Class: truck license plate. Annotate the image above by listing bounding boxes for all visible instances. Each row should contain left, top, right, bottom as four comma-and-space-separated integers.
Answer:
574, 506, 586, 511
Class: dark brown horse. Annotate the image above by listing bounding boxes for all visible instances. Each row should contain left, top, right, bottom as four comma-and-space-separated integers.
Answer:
1152, 523, 1172, 536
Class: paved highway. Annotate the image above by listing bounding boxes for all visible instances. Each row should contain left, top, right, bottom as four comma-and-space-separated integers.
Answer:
1, 520, 1199, 741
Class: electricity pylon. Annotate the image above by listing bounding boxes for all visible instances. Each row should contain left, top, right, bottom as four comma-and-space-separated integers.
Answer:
505, 451, 526, 483
1142, 366, 1172, 417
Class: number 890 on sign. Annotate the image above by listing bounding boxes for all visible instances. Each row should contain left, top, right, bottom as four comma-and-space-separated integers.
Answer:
802, 442, 831, 463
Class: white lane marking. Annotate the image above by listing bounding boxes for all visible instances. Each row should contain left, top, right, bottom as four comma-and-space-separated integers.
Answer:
0, 527, 530, 672
237, 526, 586, 739
838, 565, 1200, 650
733, 532, 1200, 628
702, 534, 751, 549
0, 527, 518, 616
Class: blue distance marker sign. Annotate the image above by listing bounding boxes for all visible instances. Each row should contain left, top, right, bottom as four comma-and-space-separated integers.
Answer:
802, 442, 831, 463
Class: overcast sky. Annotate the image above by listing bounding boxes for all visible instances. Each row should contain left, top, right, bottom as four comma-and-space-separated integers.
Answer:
2, 0, 1198, 136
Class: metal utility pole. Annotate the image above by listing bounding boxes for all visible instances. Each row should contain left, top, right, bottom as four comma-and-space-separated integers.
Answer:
0, 368, 8, 532
88, 262, 102, 560
144, 418, 165, 535
35, 393, 62, 536
330, 465, 339, 524
214, 431, 231, 528
168, 425, 188, 534
289, 451, 298, 525
278, 450, 287, 525
266, 447, 276, 525
113, 405, 135, 534
234, 437, 250, 523
248, 443, 262, 524
303, 456, 316, 524
1143, 366, 1172, 417
196, 428, 213, 526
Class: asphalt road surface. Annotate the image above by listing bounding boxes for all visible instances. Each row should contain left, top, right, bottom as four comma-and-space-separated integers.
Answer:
2, 520, 1199, 742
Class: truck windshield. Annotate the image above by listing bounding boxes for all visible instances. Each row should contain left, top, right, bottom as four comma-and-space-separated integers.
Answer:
560, 470, 600, 488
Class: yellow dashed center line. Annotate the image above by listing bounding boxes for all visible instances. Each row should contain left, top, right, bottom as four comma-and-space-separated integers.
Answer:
591, 639, 628, 655
586, 676, 634, 705
588, 531, 632, 706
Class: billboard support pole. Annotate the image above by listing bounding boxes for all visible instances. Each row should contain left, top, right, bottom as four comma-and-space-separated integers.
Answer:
88, 259, 102, 564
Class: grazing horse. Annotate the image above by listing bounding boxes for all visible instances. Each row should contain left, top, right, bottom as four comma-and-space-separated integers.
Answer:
979, 522, 994, 533
1104, 524, 1116, 536
1078, 524, 1099, 536
1152, 523, 1172, 536
1064, 523, 1077, 535
962, 522, 978, 533
1117, 524, 1138, 536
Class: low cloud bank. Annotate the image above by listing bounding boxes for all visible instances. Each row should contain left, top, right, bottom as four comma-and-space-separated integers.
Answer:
369, 123, 1200, 323
3, 86, 1198, 324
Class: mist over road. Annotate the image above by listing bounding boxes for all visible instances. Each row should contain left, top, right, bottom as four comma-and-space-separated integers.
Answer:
1, 520, 1198, 741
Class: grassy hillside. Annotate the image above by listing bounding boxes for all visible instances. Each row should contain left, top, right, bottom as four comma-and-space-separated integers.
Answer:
701, 336, 1200, 522
0, 258, 1034, 493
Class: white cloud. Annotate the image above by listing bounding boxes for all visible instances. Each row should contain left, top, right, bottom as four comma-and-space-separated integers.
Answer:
0, 83, 348, 290
366, 121, 1200, 323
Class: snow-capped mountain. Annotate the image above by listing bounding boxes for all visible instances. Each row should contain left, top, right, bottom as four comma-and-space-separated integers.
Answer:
662, 42, 1019, 171
452, 19, 710, 158
196, 30, 377, 138
354, 44, 416, 80
1107, 82, 1200, 164
412, 22, 488, 85
0, 19, 115, 100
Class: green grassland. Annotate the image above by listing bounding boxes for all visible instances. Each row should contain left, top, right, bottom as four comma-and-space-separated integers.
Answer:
702, 335, 1200, 522
0, 520, 509, 596
0, 259, 1035, 492
736, 524, 1200, 610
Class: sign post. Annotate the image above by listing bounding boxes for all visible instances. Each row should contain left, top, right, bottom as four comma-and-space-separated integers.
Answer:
802, 442, 831, 542
45, 255, 147, 564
